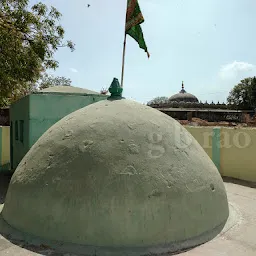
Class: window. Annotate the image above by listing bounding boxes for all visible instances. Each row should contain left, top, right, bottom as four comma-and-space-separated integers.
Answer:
20, 120, 24, 143
10, 122, 13, 140
15, 121, 18, 141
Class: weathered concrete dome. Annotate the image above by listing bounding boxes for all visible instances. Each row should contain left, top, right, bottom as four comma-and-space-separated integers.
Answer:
169, 82, 199, 103
2, 98, 229, 255
38, 85, 100, 95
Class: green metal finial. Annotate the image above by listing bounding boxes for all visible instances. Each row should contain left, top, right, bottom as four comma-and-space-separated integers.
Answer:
108, 78, 123, 99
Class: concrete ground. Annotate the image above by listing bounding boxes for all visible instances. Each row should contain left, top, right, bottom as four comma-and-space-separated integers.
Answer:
0, 173, 255, 256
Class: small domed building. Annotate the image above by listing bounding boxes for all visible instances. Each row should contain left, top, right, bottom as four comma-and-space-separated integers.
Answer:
169, 81, 199, 103
9, 85, 107, 170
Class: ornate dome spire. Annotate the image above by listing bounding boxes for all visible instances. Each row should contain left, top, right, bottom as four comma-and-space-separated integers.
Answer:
169, 81, 199, 103
180, 81, 186, 93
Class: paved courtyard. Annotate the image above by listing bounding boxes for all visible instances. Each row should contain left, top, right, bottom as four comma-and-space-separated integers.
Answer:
0, 173, 255, 256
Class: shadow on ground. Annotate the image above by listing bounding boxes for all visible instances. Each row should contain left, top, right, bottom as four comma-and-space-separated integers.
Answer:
223, 176, 256, 188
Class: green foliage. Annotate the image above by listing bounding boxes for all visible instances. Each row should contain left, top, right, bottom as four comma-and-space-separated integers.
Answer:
227, 77, 256, 110
0, 81, 37, 107
0, 73, 72, 107
0, 0, 75, 105
38, 74, 72, 89
147, 96, 169, 105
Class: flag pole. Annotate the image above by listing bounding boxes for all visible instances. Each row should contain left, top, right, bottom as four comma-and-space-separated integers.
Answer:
120, 33, 127, 88
121, 0, 128, 88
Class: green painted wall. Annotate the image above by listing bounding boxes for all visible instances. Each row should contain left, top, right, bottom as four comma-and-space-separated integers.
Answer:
28, 94, 106, 147
212, 128, 221, 172
10, 96, 30, 170
10, 93, 107, 170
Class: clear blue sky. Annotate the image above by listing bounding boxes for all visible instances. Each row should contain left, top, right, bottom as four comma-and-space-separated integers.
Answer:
35, 0, 256, 103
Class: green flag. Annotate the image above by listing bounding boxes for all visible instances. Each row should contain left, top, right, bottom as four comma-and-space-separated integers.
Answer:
125, 0, 150, 58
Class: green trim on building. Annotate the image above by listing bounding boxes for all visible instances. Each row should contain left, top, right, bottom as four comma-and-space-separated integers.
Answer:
212, 127, 221, 172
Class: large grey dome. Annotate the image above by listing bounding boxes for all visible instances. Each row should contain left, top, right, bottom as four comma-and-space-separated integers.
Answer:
169, 82, 199, 103
2, 98, 228, 255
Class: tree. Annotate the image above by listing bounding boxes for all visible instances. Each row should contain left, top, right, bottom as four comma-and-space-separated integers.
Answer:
227, 77, 256, 110
38, 74, 72, 89
0, 0, 75, 104
0, 74, 72, 107
0, 81, 37, 107
147, 96, 169, 105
